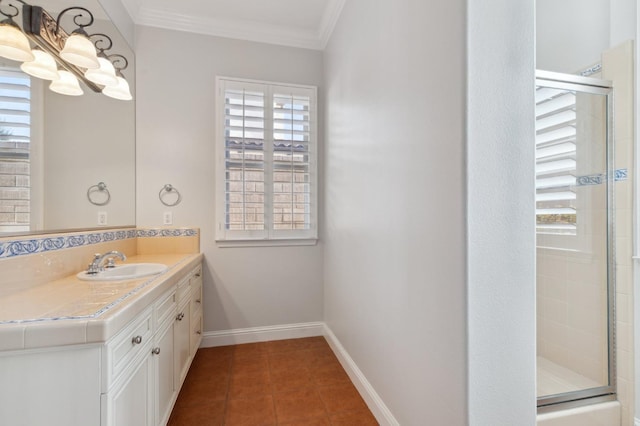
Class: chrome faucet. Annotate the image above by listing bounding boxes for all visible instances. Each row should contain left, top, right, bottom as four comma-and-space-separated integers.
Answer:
86, 251, 127, 274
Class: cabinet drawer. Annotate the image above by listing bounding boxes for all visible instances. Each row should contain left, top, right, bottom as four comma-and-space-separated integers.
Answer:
108, 308, 153, 383
154, 289, 176, 328
175, 275, 191, 304
190, 279, 202, 317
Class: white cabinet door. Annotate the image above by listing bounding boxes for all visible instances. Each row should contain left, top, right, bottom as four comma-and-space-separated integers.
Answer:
174, 298, 191, 387
0, 346, 101, 426
154, 319, 176, 426
104, 350, 153, 426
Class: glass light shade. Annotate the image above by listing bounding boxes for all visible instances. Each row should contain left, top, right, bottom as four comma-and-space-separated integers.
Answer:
0, 21, 35, 62
21, 49, 60, 81
84, 57, 118, 87
60, 32, 99, 69
49, 70, 83, 96
102, 75, 132, 101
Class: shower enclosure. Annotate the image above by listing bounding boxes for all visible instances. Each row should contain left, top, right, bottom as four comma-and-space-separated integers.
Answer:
535, 70, 615, 410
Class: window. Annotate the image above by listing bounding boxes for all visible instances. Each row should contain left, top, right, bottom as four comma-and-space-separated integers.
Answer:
0, 69, 31, 233
216, 77, 317, 243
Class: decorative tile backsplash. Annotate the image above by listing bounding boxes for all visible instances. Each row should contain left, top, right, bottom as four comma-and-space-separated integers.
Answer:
137, 228, 199, 238
0, 228, 199, 260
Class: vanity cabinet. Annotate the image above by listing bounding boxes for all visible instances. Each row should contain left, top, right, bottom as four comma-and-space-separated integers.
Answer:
102, 263, 203, 426
0, 260, 203, 426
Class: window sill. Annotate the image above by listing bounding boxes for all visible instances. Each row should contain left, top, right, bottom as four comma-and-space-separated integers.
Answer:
215, 238, 318, 248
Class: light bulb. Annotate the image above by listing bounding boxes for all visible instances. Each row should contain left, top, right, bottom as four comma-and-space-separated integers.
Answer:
21, 49, 60, 81
85, 56, 117, 86
102, 74, 132, 101
60, 31, 99, 69
49, 70, 83, 96
0, 20, 34, 62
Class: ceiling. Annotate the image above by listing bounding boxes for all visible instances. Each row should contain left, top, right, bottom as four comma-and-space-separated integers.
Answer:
118, 0, 346, 50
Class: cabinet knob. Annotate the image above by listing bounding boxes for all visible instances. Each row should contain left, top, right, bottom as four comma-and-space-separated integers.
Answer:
196, 330, 202, 335
152, 347, 161, 355
132, 335, 143, 345
195, 273, 201, 278
176, 312, 185, 321
195, 299, 201, 304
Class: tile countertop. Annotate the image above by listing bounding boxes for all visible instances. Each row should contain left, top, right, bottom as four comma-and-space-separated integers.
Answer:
0, 253, 204, 352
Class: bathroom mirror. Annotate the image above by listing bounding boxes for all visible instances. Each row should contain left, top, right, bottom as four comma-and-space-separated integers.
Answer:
0, 0, 135, 235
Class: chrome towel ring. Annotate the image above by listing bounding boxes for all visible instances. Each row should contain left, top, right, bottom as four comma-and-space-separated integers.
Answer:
159, 184, 181, 207
87, 182, 111, 206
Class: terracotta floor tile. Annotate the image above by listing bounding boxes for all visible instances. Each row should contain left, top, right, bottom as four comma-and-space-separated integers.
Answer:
273, 388, 327, 423
177, 375, 229, 403
167, 399, 225, 426
277, 414, 331, 425
231, 342, 269, 359
231, 355, 270, 377
311, 363, 351, 387
268, 350, 313, 372
169, 338, 377, 425
190, 350, 233, 377
225, 395, 276, 425
318, 383, 367, 414
329, 409, 379, 426
270, 366, 314, 392
228, 371, 272, 400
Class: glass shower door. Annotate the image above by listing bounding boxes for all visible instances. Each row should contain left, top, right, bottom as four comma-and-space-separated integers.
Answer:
535, 70, 615, 409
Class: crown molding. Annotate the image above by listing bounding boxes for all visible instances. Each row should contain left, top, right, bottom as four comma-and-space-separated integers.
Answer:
136, 7, 324, 50
119, 0, 345, 50
318, 0, 346, 49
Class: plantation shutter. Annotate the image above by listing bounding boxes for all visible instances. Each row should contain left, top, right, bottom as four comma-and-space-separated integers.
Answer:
0, 69, 31, 232
535, 86, 577, 234
272, 90, 312, 232
217, 78, 317, 242
223, 82, 266, 237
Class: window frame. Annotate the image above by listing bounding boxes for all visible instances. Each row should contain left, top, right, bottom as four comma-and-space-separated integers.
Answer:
215, 76, 318, 246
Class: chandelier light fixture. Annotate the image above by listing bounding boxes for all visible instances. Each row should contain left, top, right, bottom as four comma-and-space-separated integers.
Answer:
0, 0, 132, 100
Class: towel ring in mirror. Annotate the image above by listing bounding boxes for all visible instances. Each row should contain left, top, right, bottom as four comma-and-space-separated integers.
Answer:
159, 184, 181, 207
87, 182, 111, 206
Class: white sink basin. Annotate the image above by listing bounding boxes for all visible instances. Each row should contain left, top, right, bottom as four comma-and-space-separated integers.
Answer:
76, 263, 169, 281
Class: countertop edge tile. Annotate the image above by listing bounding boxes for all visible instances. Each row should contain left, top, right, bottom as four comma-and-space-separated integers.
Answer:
0, 323, 25, 352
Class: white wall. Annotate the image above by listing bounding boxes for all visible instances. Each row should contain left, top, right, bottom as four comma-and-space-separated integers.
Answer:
467, 0, 536, 423
323, 0, 467, 424
323, 0, 536, 424
536, 0, 637, 73
536, 0, 610, 73
135, 26, 324, 332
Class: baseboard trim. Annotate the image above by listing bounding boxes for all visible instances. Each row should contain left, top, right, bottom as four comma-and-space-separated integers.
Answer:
635, 417, 640, 426
200, 322, 324, 347
323, 325, 399, 426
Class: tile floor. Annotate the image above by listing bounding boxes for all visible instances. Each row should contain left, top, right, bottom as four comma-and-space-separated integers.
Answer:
168, 336, 379, 425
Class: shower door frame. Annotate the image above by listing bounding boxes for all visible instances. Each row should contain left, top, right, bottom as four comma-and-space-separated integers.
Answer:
535, 70, 616, 412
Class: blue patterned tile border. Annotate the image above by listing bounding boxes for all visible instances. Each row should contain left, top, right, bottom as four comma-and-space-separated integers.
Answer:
136, 228, 199, 238
0, 228, 199, 260
0, 256, 190, 325
0, 229, 137, 260
576, 169, 628, 186
615, 168, 628, 181
576, 174, 603, 186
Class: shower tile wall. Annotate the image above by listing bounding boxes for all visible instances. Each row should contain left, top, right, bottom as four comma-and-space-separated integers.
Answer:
602, 40, 635, 426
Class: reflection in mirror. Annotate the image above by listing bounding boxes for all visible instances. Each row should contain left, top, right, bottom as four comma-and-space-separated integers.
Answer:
0, 0, 134, 235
